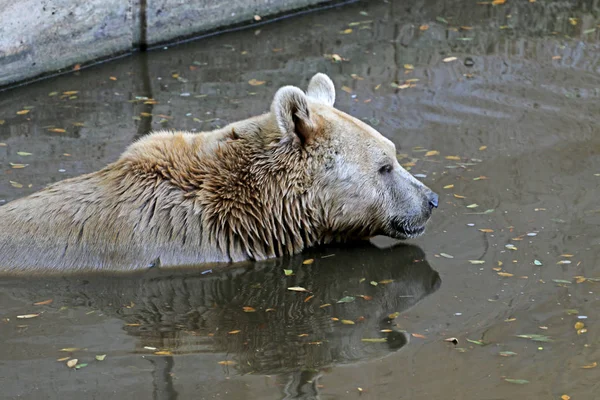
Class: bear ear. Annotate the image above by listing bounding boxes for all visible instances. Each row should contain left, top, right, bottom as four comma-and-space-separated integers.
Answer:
271, 86, 315, 145
306, 73, 335, 106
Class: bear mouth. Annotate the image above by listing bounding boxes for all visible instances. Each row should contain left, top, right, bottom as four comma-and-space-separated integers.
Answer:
388, 218, 427, 239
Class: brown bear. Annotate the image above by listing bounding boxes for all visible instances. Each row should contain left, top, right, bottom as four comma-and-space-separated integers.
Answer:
0, 73, 437, 272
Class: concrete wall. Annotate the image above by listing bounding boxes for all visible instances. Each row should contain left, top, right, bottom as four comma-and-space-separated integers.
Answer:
0, 0, 333, 89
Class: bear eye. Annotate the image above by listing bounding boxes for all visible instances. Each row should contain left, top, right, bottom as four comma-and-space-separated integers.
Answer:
379, 164, 393, 174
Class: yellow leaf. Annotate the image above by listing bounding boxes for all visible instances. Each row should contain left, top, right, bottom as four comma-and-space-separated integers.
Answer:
154, 350, 173, 355
248, 79, 266, 86
228, 330, 241, 334
479, 229, 494, 233
341, 86, 353, 94
453, 194, 466, 199
287, 286, 309, 292
404, 64, 414, 70
16, 110, 30, 115
412, 333, 426, 339
62, 91, 79, 95
425, 150, 440, 156
303, 259, 314, 265
341, 319, 355, 325
242, 306, 256, 312
48, 128, 66, 133
67, 359, 78, 368
561, 395, 571, 400
218, 360, 236, 365
56, 357, 70, 362
443, 184, 454, 189
60, 348, 81, 352
340, 28, 353, 34
497, 272, 514, 277
443, 57, 457, 63
419, 24, 429, 31
492, 0, 506, 4
445, 156, 461, 160
581, 362, 597, 369
109, 76, 117, 81
479, 146, 487, 151
378, 279, 394, 284
33, 299, 53, 306
17, 314, 40, 319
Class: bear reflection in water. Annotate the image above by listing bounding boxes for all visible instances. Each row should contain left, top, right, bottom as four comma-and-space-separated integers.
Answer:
3, 241, 439, 398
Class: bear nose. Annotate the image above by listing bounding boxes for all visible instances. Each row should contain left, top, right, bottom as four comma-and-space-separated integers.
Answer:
428, 192, 439, 209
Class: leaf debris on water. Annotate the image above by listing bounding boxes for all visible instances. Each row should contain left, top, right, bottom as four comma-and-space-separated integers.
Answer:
283, 269, 293, 276
218, 360, 236, 366
581, 362, 597, 369
468, 260, 485, 264
288, 287, 309, 292
95, 354, 106, 361
17, 314, 40, 319
440, 253, 454, 259
337, 296, 356, 303
504, 378, 529, 384
248, 79, 266, 86
515, 334, 553, 342
67, 359, 78, 368
443, 57, 458, 63
361, 338, 387, 343
499, 351, 518, 357
466, 338, 484, 345
303, 259, 314, 265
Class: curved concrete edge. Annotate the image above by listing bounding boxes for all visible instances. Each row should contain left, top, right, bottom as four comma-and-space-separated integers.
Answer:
0, 0, 336, 90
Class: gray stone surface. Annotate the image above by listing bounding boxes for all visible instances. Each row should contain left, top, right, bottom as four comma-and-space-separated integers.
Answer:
0, 0, 333, 88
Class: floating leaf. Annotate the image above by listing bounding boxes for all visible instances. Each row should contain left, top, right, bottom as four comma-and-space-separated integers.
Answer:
248, 79, 266, 86
453, 194, 466, 199
154, 350, 173, 355
341, 86, 353, 94
436, 16, 448, 24
17, 314, 40, 319
16, 110, 30, 115
412, 333, 426, 339
505, 244, 518, 250
341, 319, 355, 325
370, 281, 378, 286
557, 260, 571, 265
242, 306, 256, 312
466, 338, 484, 345
48, 128, 66, 133
288, 287, 309, 292
304, 295, 314, 302
566, 309, 579, 315
440, 253, 454, 259
337, 296, 356, 303
419, 24, 429, 31
378, 279, 394, 284
445, 156, 461, 161
17, 151, 32, 156
95, 354, 106, 361
60, 348, 81, 352
67, 359, 78, 368
74, 363, 88, 369
499, 351, 518, 357
443, 184, 454, 189
479, 229, 494, 233
468, 260, 485, 264
443, 57, 458, 63
228, 330, 241, 335
497, 272, 514, 277
504, 378, 529, 384
534, 260, 542, 266
361, 338, 387, 343
552, 279, 571, 284
425, 150, 440, 156
581, 362, 597, 369
340, 28, 353, 34
33, 299, 53, 306
302, 259, 314, 265
218, 360, 236, 366
466, 204, 479, 208
283, 269, 293, 276
515, 334, 553, 342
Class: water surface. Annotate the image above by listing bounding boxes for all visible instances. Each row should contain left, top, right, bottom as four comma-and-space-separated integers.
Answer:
0, 0, 599, 399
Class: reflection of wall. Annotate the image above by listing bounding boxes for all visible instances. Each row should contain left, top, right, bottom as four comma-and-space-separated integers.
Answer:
0, 0, 339, 88
2, 242, 440, 377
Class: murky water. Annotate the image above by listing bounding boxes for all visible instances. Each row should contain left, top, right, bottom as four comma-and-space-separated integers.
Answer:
1, 0, 599, 398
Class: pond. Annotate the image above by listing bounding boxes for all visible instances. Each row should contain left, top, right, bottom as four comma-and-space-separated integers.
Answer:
0, 0, 599, 398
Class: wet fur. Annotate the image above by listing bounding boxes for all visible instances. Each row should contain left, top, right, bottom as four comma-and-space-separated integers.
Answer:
0, 74, 435, 272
